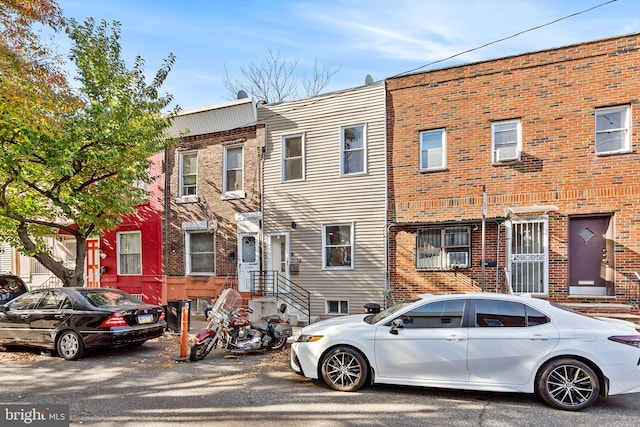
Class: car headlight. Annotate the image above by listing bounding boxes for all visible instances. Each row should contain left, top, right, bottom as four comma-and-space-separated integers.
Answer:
296, 334, 324, 343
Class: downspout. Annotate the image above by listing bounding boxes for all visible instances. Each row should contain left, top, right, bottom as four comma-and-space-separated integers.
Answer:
162, 146, 170, 304
258, 102, 266, 285
383, 82, 391, 308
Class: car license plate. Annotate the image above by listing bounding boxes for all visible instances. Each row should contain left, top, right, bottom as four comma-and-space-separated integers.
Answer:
137, 314, 153, 324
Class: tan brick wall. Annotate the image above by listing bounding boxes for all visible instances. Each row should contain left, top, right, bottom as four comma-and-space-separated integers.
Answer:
164, 125, 263, 299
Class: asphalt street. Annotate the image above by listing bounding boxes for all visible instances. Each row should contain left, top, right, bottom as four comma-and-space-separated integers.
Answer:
1, 316, 639, 427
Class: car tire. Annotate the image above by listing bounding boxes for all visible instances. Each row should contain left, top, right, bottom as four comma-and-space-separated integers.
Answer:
536, 358, 600, 411
56, 330, 85, 361
320, 346, 368, 392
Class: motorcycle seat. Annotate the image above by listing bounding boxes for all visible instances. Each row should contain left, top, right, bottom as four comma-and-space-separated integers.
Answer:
263, 315, 282, 323
251, 320, 269, 331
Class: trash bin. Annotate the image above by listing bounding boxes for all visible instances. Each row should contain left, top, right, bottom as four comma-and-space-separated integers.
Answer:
167, 299, 191, 333
364, 303, 381, 314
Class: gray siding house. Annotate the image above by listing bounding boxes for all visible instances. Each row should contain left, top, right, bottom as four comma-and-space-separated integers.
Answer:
258, 81, 386, 321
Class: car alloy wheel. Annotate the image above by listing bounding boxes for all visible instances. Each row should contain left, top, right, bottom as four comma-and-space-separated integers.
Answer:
536, 358, 600, 411
321, 346, 368, 392
56, 330, 85, 361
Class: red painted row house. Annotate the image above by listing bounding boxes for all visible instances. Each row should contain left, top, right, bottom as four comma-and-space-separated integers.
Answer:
93, 151, 165, 304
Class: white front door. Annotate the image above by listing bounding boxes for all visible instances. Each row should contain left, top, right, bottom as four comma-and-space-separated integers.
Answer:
266, 232, 290, 293
235, 212, 262, 292
237, 233, 259, 292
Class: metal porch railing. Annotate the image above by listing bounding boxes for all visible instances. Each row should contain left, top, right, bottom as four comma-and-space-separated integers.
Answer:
250, 270, 311, 324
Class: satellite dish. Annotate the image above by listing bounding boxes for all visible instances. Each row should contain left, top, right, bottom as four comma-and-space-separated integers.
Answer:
365, 74, 374, 85
237, 90, 248, 99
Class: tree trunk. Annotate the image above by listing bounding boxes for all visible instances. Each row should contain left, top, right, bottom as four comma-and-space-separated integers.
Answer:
17, 225, 85, 287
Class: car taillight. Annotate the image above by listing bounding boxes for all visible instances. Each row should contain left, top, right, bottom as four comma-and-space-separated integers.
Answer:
100, 313, 128, 327
608, 335, 640, 348
159, 308, 165, 322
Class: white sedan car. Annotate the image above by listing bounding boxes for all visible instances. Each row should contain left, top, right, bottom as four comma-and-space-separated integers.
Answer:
290, 292, 640, 411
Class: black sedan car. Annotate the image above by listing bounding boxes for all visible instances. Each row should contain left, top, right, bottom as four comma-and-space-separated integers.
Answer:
0, 287, 166, 360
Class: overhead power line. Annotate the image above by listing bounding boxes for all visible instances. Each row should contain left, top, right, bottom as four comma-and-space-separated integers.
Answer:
392, 0, 619, 78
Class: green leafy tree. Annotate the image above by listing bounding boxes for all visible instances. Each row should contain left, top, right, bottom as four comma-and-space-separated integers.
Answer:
1, 7, 178, 286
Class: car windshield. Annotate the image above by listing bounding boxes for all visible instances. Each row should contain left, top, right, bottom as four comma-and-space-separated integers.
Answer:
365, 299, 420, 324
80, 290, 140, 308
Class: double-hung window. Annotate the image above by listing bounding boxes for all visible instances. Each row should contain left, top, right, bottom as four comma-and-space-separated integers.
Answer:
595, 105, 631, 155
179, 152, 197, 196
223, 146, 244, 198
117, 231, 142, 275
186, 231, 215, 275
417, 227, 471, 270
491, 119, 521, 163
322, 223, 354, 269
282, 134, 304, 181
341, 124, 366, 175
420, 128, 446, 170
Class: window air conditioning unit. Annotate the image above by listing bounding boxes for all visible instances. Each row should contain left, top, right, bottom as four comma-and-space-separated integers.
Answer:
448, 251, 469, 268
495, 145, 518, 162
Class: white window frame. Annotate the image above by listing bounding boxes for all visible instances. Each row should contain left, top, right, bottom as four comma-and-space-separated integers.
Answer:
179, 151, 198, 197
322, 223, 354, 270
340, 124, 367, 175
491, 119, 521, 163
416, 226, 471, 270
185, 230, 215, 276
595, 105, 631, 155
222, 145, 245, 199
325, 300, 349, 315
117, 231, 142, 276
282, 133, 305, 182
419, 128, 446, 171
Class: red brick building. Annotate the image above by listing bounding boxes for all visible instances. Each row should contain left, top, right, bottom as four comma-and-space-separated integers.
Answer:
385, 34, 640, 316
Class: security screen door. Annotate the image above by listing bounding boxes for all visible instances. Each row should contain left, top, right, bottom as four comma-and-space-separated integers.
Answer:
507, 218, 547, 294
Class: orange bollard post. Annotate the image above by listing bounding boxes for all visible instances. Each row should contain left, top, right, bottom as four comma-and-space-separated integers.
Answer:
179, 305, 188, 358
172, 305, 189, 362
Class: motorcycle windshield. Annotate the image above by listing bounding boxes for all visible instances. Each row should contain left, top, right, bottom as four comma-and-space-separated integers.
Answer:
211, 288, 242, 315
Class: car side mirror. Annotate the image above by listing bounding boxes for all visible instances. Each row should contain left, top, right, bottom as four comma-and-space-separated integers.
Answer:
389, 318, 404, 335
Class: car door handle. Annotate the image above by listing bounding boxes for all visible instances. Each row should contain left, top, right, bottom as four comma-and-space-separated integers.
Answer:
20, 314, 29, 320
527, 334, 550, 341
445, 335, 467, 341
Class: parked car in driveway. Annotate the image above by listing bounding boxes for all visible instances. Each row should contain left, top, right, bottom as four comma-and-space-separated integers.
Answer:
291, 292, 640, 411
0, 274, 28, 304
0, 287, 166, 360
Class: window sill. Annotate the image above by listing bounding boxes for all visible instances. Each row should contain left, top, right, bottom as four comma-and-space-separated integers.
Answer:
419, 167, 448, 174
595, 149, 632, 157
176, 195, 199, 204
221, 191, 246, 200
491, 160, 520, 166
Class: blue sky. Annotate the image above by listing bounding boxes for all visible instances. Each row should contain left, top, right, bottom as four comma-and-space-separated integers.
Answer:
55, 0, 639, 111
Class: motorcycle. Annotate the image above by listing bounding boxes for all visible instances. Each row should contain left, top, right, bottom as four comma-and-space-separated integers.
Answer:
190, 288, 293, 361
